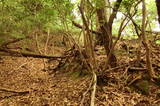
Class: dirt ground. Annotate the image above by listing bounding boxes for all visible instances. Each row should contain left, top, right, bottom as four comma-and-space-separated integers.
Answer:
0, 56, 93, 106
0, 40, 160, 106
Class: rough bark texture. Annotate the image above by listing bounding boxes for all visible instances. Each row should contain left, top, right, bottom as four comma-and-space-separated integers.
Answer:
96, 9, 117, 67
96, 0, 122, 67
155, 0, 160, 24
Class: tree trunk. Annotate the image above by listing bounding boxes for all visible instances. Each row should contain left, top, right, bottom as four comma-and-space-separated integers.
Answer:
96, 0, 122, 67
96, 9, 116, 67
155, 0, 160, 24
142, 0, 156, 78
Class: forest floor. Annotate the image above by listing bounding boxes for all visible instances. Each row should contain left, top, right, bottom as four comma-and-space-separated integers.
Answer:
0, 37, 160, 106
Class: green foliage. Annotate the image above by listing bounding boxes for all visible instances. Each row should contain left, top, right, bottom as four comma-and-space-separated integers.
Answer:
21, 0, 43, 15
136, 80, 149, 95
156, 40, 160, 45
0, 0, 74, 41
94, 0, 105, 9
0, 0, 158, 44
69, 68, 90, 79
121, 0, 134, 12
0, 37, 6, 45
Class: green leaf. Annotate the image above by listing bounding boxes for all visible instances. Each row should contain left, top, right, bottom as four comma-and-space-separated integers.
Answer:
156, 40, 160, 45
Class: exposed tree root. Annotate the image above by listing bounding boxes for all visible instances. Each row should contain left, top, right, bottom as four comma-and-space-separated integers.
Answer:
90, 72, 97, 106
80, 77, 93, 106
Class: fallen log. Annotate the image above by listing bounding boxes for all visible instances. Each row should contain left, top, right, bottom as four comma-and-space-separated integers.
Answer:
0, 48, 68, 59
0, 36, 31, 48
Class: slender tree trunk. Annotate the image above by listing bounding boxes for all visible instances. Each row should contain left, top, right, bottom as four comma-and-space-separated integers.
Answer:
105, 0, 111, 21
155, 0, 160, 24
142, 0, 156, 78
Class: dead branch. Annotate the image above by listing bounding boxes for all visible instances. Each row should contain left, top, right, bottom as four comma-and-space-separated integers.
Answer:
128, 75, 142, 86
0, 37, 29, 48
72, 21, 101, 35
101, 64, 129, 76
0, 48, 68, 59
146, 31, 160, 35
0, 88, 29, 94
128, 67, 147, 72
72, 21, 124, 42
0, 88, 29, 101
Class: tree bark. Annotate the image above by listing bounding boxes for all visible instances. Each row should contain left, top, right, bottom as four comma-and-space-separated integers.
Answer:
96, 0, 122, 67
142, 0, 156, 78
155, 0, 160, 24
